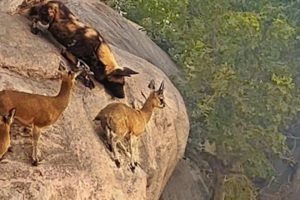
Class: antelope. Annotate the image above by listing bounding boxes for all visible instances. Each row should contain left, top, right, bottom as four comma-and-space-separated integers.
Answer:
94, 80, 166, 171
0, 62, 82, 165
18, 0, 139, 98
0, 109, 16, 160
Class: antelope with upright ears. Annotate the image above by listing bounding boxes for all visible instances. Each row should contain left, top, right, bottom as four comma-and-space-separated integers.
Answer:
0, 62, 82, 165
94, 80, 166, 171
0, 109, 16, 160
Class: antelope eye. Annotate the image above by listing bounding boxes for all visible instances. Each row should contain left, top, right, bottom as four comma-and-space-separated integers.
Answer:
159, 97, 164, 103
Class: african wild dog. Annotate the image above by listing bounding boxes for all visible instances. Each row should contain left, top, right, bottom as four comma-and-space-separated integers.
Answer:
21, 0, 138, 98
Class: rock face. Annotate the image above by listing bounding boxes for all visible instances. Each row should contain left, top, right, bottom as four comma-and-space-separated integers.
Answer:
160, 159, 207, 200
0, 1, 189, 200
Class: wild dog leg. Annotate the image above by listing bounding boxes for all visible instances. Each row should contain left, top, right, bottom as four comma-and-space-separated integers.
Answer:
61, 48, 91, 72
61, 48, 95, 89
61, 47, 78, 67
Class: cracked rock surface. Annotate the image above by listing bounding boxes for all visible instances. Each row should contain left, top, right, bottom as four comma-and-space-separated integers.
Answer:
0, 1, 189, 200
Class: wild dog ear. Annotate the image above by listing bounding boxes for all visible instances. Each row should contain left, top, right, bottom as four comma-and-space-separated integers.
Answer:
107, 74, 124, 84
47, 3, 58, 19
111, 68, 139, 77
148, 79, 156, 90
28, 5, 40, 16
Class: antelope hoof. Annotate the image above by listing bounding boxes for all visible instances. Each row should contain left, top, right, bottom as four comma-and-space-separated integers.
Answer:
130, 164, 136, 173
107, 144, 112, 152
115, 159, 121, 168
32, 159, 39, 166
23, 127, 31, 134
131, 160, 138, 166
8, 146, 13, 152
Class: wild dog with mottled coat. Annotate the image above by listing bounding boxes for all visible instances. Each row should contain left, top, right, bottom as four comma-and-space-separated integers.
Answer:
20, 0, 138, 98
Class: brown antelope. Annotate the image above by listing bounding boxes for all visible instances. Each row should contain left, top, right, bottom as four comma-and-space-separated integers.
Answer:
94, 80, 166, 171
0, 62, 82, 165
0, 109, 16, 160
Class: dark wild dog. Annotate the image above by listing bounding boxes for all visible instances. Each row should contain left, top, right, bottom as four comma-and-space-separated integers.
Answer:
22, 0, 138, 98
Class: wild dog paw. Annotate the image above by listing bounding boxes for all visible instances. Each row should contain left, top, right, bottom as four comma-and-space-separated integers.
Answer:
85, 77, 95, 89
31, 18, 46, 34
78, 75, 95, 89
31, 24, 40, 35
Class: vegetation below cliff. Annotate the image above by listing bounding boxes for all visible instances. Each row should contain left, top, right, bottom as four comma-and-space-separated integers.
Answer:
105, 0, 300, 199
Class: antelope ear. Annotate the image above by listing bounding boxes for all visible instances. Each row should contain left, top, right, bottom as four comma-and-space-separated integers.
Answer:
148, 79, 155, 90
7, 108, 16, 125
112, 68, 139, 77
158, 80, 165, 94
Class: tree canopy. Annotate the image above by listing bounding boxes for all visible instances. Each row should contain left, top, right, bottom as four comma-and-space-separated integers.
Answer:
106, 0, 300, 199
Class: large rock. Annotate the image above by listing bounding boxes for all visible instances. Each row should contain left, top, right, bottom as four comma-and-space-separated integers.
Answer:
160, 159, 208, 200
0, 0, 181, 79
0, 2, 189, 200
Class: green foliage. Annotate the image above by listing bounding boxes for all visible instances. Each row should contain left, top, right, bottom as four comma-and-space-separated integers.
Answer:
106, 0, 300, 198
224, 175, 257, 200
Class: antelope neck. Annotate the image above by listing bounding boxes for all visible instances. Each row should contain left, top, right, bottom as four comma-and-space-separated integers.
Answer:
140, 94, 155, 123
54, 78, 73, 108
